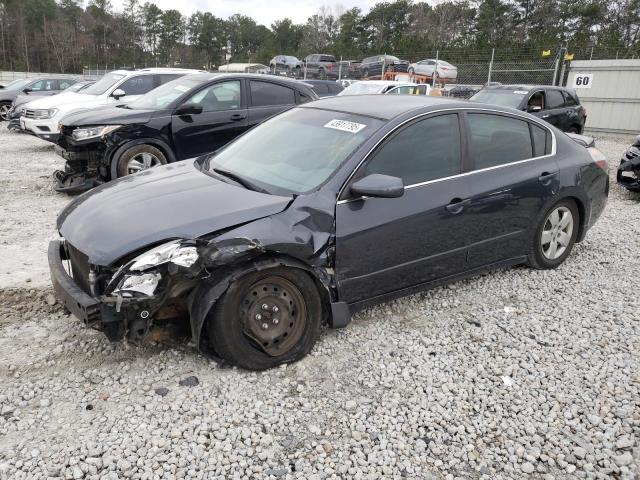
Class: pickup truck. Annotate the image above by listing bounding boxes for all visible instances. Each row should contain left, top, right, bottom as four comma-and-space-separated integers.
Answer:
303, 54, 338, 79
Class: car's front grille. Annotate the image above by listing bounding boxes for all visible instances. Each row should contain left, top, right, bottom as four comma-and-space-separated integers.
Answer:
24, 109, 47, 119
66, 242, 92, 295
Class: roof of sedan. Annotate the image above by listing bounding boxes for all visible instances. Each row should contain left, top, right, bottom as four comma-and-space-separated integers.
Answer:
301, 94, 465, 120
182, 72, 307, 87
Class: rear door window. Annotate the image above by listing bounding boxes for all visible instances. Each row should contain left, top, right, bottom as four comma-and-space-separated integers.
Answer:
545, 90, 566, 109
250, 80, 295, 107
365, 114, 462, 185
156, 74, 184, 87
119, 75, 156, 95
58, 79, 76, 89
467, 113, 534, 169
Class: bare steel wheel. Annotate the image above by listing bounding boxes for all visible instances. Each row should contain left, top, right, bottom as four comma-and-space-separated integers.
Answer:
241, 276, 306, 356
206, 267, 322, 370
116, 144, 167, 178
541, 206, 573, 260
528, 198, 579, 269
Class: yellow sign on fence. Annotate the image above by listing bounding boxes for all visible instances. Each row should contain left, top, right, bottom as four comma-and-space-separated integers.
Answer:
542, 50, 551, 57
564, 53, 574, 61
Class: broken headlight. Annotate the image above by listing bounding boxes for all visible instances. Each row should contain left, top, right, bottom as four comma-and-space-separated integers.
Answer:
113, 272, 161, 297
129, 240, 199, 272
72, 125, 121, 141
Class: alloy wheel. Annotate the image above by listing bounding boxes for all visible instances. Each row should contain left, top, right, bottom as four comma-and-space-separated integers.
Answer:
541, 206, 574, 260
0, 104, 10, 121
126, 152, 163, 174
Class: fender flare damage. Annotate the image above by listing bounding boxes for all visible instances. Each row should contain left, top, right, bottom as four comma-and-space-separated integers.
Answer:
185, 191, 352, 351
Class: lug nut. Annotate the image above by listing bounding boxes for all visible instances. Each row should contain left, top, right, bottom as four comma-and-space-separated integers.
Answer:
255, 314, 262, 321
273, 318, 279, 325
262, 323, 268, 329
272, 306, 279, 313
262, 304, 269, 310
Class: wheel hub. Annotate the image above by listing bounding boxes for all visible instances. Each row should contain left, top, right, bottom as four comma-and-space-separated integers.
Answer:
240, 276, 305, 356
541, 206, 573, 260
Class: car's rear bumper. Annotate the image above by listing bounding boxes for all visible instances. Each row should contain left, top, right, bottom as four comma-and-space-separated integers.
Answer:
48, 240, 101, 325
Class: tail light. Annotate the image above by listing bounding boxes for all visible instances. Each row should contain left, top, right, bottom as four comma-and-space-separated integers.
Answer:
588, 147, 608, 172
327, 64, 332, 71
440, 67, 449, 71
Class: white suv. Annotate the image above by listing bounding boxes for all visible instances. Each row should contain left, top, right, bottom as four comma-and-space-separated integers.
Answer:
21, 68, 203, 142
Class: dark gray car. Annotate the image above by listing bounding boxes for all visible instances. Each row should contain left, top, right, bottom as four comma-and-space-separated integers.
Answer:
49, 95, 608, 370
0, 77, 77, 120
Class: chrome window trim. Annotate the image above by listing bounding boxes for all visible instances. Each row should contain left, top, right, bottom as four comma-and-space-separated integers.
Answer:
336, 106, 557, 205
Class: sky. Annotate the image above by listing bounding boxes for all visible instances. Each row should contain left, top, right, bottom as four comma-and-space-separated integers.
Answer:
108, 0, 381, 26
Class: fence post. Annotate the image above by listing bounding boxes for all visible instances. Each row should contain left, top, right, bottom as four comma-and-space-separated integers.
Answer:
433, 50, 439, 88
559, 58, 567, 87
487, 48, 494, 85
339, 55, 342, 81
303, 58, 307, 80
552, 52, 560, 86
589, 46, 594, 60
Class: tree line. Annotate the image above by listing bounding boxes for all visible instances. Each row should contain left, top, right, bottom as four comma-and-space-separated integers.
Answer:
0, 0, 638, 74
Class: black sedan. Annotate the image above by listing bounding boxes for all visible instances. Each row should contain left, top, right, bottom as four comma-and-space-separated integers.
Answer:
617, 135, 640, 191
49, 96, 609, 370
54, 73, 318, 193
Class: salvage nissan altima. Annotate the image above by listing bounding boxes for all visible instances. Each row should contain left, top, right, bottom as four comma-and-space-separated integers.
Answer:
49, 96, 609, 370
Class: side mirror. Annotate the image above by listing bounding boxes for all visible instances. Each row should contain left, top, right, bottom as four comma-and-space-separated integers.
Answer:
350, 174, 404, 199
527, 105, 542, 113
633, 135, 640, 147
22, 88, 32, 94
112, 88, 126, 100
175, 103, 203, 116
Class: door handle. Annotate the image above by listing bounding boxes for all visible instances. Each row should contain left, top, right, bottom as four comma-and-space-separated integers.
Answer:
230, 113, 246, 121
445, 198, 469, 214
542, 114, 550, 118
538, 171, 558, 183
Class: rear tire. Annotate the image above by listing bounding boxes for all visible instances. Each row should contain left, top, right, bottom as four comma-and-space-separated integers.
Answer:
527, 198, 579, 270
567, 125, 581, 134
115, 144, 167, 178
207, 267, 322, 370
318, 68, 327, 80
362, 68, 369, 79
408, 67, 415, 75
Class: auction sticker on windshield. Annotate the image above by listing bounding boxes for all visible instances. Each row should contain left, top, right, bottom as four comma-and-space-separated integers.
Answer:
324, 119, 367, 134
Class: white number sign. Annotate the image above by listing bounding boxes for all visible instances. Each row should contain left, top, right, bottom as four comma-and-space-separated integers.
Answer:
572, 74, 593, 89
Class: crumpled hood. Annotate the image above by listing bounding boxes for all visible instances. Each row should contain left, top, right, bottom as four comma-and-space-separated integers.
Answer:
24, 92, 98, 109
61, 106, 155, 127
58, 160, 292, 266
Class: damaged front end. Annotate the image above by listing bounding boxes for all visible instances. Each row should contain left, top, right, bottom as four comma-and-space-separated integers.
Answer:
617, 137, 640, 192
49, 238, 204, 343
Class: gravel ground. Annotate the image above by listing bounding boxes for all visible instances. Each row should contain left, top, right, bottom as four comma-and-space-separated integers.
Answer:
0, 126, 638, 480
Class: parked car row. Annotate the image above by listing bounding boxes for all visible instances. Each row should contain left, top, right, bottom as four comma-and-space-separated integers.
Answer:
0, 76, 79, 120
0, 67, 611, 370
269, 53, 458, 81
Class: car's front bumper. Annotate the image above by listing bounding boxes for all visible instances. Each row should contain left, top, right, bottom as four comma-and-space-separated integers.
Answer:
48, 240, 101, 325
21, 117, 59, 142
617, 153, 640, 191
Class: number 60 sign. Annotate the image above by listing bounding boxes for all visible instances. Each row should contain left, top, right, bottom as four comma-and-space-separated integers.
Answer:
572, 74, 593, 89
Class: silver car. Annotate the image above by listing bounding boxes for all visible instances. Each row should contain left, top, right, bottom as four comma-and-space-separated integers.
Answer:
408, 59, 458, 80
269, 55, 303, 76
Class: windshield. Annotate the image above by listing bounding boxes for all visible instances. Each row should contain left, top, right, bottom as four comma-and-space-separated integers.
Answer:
127, 78, 202, 110
82, 73, 126, 95
470, 90, 525, 109
3, 79, 30, 91
207, 108, 384, 195
338, 83, 388, 96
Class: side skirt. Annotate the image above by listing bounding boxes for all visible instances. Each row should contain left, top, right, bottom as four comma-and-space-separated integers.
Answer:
343, 255, 528, 317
